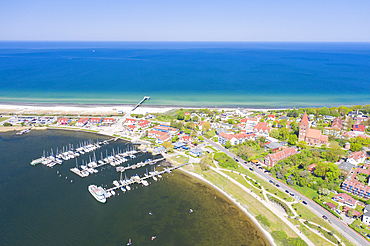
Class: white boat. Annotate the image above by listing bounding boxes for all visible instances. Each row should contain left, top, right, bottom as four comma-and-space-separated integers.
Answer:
111, 190, 116, 196
120, 187, 126, 192
113, 180, 120, 187
152, 176, 157, 181
125, 185, 131, 191
142, 180, 149, 186
88, 185, 106, 203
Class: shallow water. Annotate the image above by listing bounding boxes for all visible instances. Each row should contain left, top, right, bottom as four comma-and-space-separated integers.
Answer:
0, 129, 269, 246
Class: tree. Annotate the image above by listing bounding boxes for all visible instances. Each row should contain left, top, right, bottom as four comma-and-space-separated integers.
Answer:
318, 187, 330, 196
288, 134, 298, 145
279, 119, 287, 128
237, 145, 253, 160
347, 208, 355, 218
279, 127, 289, 140
350, 142, 363, 152
224, 141, 232, 149
184, 114, 191, 122
199, 154, 213, 171
314, 162, 327, 178
202, 122, 211, 132
177, 111, 185, 120
269, 129, 279, 139
3, 122, 12, 126
227, 119, 234, 124
297, 141, 307, 149
192, 116, 199, 122
171, 135, 179, 143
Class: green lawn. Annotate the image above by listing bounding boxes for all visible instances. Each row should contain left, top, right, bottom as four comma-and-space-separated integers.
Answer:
291, 185, 318, 200
0, 117, 10, 122
221, 171, 264, 199
292, 203, 355, 246
203, 130, 216, 139
170, 155, 188, 165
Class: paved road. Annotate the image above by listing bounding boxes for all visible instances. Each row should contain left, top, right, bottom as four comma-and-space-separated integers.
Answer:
203, 137, 370, 246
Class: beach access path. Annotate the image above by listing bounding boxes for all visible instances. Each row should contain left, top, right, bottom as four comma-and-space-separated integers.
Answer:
202, 137, 370, 246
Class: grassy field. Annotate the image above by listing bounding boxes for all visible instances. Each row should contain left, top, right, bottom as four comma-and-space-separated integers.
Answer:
292, 203, 355, 246
222, 165, 294, 202
182, 164, 301, 239
170, 155, 188, 165
291, 185, 319, 200
0, 117, 10, 122
221, 171, 264, 199
287, 218, 334, 246
203, 130, 216, 139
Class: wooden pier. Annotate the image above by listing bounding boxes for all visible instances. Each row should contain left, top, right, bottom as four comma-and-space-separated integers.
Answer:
105, 162, 189, 193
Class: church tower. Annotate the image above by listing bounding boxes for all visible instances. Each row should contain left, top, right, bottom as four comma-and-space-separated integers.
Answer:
299, 112, 309, 142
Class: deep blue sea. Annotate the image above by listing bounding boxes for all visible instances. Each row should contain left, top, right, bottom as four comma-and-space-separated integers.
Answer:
0, 42, 369, 107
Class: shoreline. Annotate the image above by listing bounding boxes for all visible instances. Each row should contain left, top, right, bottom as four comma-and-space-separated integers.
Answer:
0, 102, 285, 116
180, 168, 276, 246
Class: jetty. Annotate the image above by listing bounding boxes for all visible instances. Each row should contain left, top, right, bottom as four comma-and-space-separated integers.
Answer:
104, 163, 189, 196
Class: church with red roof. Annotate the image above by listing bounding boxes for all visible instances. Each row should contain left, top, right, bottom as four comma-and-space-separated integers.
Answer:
298, 112, 328, 147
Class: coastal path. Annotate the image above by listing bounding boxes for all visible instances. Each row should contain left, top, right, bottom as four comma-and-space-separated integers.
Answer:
202, 137, 370, 246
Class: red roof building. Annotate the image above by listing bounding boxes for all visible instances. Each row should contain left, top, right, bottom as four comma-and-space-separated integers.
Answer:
218, 132, 255, 145
153, 126, 178, 135
89, 118, 102, 124
180, 135, 193, 143
137, 119, 150, 128
102, 118, 114, 124
253, 122, 271, 136
264, 147, 297, 167
326, 202, 336, 210
124, 118, 136, 125
343, 206, 361, 217
148, 130, 169, 138
332, 193, 358, 208
299, 112, 328, 147
127, 125, 136, 131
341, 168, 370, 199
347, 151, 366, 165
267, 114, 275, 120
353, 124, 365, 133
240, 118, 248, 123
57, 118, 70, 125
308, 163, 316, 173
76, 118, 89, 127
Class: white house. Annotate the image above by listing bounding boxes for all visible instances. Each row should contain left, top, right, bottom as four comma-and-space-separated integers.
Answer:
363, 205, 370, 226
347, 151, 366, 166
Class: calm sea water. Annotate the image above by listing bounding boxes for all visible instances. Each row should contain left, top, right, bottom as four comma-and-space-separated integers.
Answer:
0, 42, 369, 107
0, 129, 269, 246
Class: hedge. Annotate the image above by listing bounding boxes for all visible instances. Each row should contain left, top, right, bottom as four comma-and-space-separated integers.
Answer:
313, 198, 341, 219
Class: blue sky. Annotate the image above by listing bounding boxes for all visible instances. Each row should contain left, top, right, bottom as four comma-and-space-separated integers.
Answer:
1, 0, 369, 41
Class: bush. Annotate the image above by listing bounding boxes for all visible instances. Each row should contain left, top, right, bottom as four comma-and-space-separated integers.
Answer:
271, 231, 287, 242
256, 214, 271, 227
3, 122, 12, 126
214, 152, 238, 169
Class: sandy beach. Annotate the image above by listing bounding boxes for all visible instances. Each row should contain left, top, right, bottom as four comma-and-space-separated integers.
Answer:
0, 103, 279, 116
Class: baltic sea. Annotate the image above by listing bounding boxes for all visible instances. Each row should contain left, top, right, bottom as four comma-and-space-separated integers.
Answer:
0, 41, 369, 107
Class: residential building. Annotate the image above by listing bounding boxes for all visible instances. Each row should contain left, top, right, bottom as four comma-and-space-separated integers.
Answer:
180, 135, 192, 143
89, 118, 102, 124
347, 151, 366, 165
299, 112, 328, 147
341, 169, 370, 199
363, 205, 370, 226
57, 118, 70, 125
308, 163, 316, 173
264, 147, 297, 167
76, 118, 89, 127
127, 125, 136, 132
156, 134, 171, 144
338, 162, 355, 174
190, 148, 203, 157
353, 124, 365, 134
253, 122, 271, 137
102, 118, 114, 125
124, 118, 136, 126
137, 119, 150, 128
218, 132, 255, 145
152, 126, 178, 135
264, 142, 284, 152
332, 193, 358, 208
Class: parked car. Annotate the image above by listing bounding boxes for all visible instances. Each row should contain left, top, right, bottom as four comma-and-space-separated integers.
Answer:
249, 168, 254, 171
322, 215, 328, 220
290, 193, 294, 196
285, 190, 289, 193
275, 184, 280, 187
302, 201, 307, 205
235, 158, 239, 162
269, 180, 274, 184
